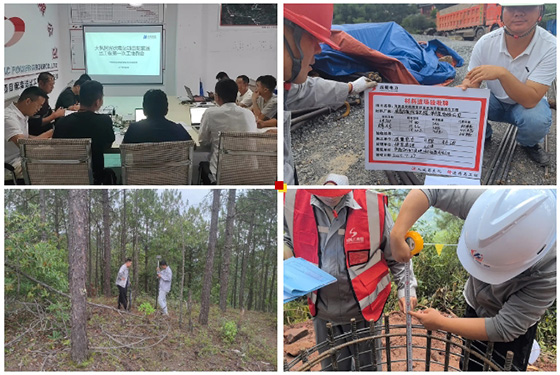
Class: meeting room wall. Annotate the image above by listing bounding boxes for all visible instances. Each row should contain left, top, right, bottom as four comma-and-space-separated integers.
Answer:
175, 4, 277, 95
5, 4, 180, 103
4, 3, 65, 104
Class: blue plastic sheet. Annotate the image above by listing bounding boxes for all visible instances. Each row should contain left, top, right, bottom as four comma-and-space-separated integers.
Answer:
313, 22, 464, 85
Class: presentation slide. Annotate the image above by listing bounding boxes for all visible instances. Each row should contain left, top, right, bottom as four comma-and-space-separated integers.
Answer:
84, 25, 163, 84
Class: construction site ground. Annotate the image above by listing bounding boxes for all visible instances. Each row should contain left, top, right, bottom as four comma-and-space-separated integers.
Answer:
284, 312, 556, 372
291, 34, 556, 185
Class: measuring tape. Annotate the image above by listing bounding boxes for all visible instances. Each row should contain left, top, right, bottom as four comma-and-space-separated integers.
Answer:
404, 231, 423, 371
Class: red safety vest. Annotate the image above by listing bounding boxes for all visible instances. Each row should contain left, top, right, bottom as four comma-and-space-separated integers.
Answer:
285, 189, 391, 322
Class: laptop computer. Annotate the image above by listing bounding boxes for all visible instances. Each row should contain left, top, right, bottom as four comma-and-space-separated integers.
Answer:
135, 108, 146, 122
189, 106, 209, 126
184, 85, 207, 103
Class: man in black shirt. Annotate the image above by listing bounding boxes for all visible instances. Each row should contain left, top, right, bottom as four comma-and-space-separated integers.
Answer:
53, 80, 115, 184
55, 77, 87, 110
122, 89, 192, 144
28, 72, 66, 135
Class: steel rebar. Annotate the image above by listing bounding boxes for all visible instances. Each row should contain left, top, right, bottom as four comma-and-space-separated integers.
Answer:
397, 171, 414, 185
462, 339, 472, 371
384, 314, 391, 372
425, 330, 432, 372
496, 127, 518, 184
483, 342, 495, 371
327, 322, 338, 371
484, 124, 515, 185
385, 171, 399, 185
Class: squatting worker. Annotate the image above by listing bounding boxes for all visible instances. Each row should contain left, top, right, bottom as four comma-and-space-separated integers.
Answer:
157, 260, 172, 315
391, 189, 556, 371
285, 177, 417, 371
284, 4, 377, 185
116, 258, 132, 310
459, 4, 556, 166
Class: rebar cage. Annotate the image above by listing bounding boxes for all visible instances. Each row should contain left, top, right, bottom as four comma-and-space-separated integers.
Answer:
285, 314, 519, 372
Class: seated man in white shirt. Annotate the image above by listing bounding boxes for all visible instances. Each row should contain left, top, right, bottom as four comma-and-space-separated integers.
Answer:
198, 78, 257, 184
459, 4, 555, 166
5, 86, 54, 181
252, 75, 277, 129
236, 75, 253, 108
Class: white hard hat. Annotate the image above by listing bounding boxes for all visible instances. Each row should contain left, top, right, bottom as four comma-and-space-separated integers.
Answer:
457, 189, 556, 285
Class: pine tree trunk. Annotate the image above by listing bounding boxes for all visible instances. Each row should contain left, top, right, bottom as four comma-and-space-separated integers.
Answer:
120, 190, 127, 263
68, 190, 89, 363
219, 189, 236, 312
239, 216, 254, 309
102, 189, 112, 297
40, 190, 47, 241
199, 189, 221, 325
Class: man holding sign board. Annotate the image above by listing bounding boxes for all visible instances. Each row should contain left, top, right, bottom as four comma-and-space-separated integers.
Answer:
459, 4, 556, 166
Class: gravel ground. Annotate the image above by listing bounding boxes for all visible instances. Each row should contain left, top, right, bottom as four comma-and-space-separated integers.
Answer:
291, 34, 556, 185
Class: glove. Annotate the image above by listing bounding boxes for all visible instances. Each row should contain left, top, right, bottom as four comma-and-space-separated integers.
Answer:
350, 77, 377, 94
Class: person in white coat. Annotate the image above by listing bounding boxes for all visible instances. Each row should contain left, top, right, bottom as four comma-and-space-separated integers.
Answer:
157, 260, 172, 315
116, 258, 132, 310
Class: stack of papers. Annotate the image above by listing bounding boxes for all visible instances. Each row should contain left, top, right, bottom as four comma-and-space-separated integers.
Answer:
283, 257, 336, 303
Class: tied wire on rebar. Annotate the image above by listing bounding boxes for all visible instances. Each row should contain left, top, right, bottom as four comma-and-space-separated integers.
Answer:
285, 314, 518, 372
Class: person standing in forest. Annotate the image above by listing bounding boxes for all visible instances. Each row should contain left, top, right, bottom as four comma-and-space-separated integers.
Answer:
157, 260, 172, 315
116, 258, 132, 310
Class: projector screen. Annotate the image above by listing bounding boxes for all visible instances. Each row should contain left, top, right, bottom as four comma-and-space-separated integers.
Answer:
83, 25, 163, 84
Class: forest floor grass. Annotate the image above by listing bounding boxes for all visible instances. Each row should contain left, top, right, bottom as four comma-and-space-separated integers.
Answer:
5, 296, 277, 371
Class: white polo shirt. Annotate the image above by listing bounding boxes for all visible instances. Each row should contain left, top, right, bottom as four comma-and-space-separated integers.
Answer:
198, 102, 258, 176
236, 88, 253, 108
468, 26, 556, 104
4, 102, 28, 165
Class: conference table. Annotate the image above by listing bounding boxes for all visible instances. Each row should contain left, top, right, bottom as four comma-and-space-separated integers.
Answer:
102, 95, 211, 183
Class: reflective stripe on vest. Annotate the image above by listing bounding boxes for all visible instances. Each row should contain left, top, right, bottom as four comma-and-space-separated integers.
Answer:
285, 189, 390, 322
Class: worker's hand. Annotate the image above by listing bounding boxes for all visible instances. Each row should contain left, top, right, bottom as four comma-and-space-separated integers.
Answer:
157, 274, 161, 278
256, 118, 264, 128
252, 90, 260, 103
389, 229, 413, 263
156, 267, 160, 272
53, 107, 66, 118
409, 308, 445, 331
398, 296, 417, 312
284, 243, 294, 260
350, 77, 377, 95
43, 129, 54, 139
465, 65, 506, 86
68, 104, 80, 111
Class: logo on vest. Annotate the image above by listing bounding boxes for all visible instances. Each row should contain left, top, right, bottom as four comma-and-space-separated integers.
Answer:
346, 227, 364, 244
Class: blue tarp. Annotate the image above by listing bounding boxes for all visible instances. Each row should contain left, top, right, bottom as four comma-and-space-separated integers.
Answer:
313, 22, 464, 85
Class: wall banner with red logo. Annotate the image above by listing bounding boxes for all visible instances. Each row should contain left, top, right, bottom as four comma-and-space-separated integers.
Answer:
365, 84, 490, 180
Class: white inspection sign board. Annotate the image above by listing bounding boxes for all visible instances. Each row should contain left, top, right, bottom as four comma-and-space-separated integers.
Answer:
365, 84, 490, 180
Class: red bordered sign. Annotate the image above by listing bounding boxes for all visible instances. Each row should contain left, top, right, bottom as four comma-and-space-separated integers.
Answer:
365, 84, 490, 180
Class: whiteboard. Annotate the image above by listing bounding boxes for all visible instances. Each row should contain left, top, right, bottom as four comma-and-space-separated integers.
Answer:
69, 4, 164, 24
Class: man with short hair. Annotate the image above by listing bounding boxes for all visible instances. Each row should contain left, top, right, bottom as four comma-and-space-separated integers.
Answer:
199, 78, 258, 184
5, 86, 54, 179
236, 75, 253, 108
459, 4, 556, 165
392, 189, 556, 371
55, 77, 87, 110
157, 260, 172, 315
116, 258, 132, 310
252, 75, 277, 128
53, 80, 115, 184
216, 71, 229, 81
123, 89, 192, 143
28, 72, 65, 136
